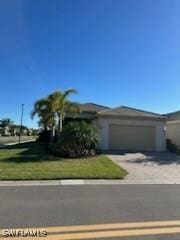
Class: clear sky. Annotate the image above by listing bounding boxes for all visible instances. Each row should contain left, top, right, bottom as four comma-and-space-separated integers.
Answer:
0, 0, 180, 128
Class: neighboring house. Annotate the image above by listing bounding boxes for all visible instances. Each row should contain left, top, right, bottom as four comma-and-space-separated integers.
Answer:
0, 123, 30, 137
0, 119, 13, 136
165, 111, 180, 147
10, 125, 20, 136
0, 125, 11, 136
68, 103, 167, 152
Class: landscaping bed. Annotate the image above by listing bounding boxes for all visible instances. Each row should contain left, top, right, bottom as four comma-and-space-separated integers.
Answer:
0, 142, 127, 180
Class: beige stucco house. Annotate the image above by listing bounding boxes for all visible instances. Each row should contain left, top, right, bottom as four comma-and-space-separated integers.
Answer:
71, 103, 167, 152
166, 111, 180, 147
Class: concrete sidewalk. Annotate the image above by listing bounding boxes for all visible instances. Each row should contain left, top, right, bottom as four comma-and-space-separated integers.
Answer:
0, 179, 180, 186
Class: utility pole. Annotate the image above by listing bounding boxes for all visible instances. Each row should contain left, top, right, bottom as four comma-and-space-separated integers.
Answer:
19, 104, 24, 144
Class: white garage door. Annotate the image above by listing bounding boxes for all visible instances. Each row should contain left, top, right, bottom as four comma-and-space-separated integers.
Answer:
109, 124, 156, 151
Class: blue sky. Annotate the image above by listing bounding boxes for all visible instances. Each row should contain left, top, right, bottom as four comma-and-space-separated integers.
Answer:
0, 0, 180, 128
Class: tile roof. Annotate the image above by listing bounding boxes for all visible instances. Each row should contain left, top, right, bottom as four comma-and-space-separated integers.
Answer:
79, 103, 110, 113
98, 106, 167, 120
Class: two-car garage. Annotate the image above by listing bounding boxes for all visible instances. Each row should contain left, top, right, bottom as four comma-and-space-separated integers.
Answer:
97, 106, 167, 152
109, 124, 156, 151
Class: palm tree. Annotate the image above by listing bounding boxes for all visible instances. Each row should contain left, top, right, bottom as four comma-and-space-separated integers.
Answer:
47, 89, 80, 136
31, 98, 54, 130
31, 97, 57, 141
31, 89, 80, 140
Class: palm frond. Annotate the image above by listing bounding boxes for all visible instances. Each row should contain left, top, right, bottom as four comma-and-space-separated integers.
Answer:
63, 88, 77, 99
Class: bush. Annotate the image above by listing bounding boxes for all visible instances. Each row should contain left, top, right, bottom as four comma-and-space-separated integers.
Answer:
50, 121, 99, 158
167, 139, 178, 153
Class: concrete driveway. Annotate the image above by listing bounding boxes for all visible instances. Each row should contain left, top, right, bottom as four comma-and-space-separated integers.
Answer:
108, 151, 180, 183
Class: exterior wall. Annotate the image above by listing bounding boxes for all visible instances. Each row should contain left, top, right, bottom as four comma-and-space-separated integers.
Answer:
97, 117, 166, 152
166, 121, 180, 147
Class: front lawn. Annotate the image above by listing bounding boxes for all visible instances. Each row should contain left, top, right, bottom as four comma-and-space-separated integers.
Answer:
0, 142, 127, 180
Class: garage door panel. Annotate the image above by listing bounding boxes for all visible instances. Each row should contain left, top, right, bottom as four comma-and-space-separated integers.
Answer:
109, 124, 156, 151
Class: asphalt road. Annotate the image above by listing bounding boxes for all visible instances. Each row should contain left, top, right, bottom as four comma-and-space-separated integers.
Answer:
0, 185, 180, 239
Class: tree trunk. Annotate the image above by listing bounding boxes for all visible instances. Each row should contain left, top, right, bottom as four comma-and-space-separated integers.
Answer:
50, 126, 55, 143
60, 115, 63, 132
57, 113, 63, 140
58, 113, 63, 132
50, 113, 56, 143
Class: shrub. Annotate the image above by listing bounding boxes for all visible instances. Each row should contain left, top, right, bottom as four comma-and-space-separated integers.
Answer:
167, 139, 178, 153
50, 121, 99, 158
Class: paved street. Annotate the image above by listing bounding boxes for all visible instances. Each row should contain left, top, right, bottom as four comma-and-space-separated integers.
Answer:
0, 136, 36, 148
0, 185, 180, 239
108, 152, 180, 182
0, 136, 36, 144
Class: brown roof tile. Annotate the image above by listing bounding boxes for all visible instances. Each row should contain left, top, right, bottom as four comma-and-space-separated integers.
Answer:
79, 103, 110, 113
98, 106, 167, 120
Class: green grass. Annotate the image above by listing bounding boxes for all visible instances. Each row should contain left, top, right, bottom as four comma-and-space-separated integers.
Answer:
0, 142, 127, 180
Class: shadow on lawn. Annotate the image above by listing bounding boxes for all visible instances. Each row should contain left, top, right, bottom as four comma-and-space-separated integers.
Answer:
1, 142, 59, 163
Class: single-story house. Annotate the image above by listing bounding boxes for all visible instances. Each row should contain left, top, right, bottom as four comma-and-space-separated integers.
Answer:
166, 111, 180, 147
68, 103, 167, 152
0, 125, 11, 136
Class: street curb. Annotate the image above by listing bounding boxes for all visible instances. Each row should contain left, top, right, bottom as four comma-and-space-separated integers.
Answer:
0, 179, 180, 186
